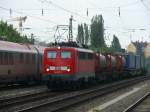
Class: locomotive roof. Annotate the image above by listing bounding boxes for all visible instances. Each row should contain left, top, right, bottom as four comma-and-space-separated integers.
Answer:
0, 40, 37, 53
45, 46, 94, 53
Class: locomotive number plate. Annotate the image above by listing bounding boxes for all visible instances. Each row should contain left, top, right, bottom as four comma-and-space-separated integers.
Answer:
55, 66, 61, 70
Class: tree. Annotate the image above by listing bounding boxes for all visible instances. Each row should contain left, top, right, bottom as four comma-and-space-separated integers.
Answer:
0, 21, 31, 43
90, 15, 105, 49
84, 23, 89, 45
111, 35, 122, 52
77, 24, 84, 44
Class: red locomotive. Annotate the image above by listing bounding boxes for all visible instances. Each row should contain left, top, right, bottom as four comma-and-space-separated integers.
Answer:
43, 45, 127, 88
43, 47, 95, 87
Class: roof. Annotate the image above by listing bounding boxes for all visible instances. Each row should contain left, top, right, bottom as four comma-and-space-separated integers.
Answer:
0, 40, 36, 53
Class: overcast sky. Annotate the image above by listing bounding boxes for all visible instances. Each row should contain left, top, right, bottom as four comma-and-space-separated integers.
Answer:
0, 0, 150, 48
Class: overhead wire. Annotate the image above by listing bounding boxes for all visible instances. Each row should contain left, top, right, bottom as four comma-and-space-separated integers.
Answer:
38, 0, 92, 41
0, 5, 60, 40
119, 0, 140, 7
1, 1, 149, 41
85, 0, 98, 8
88, 0, 140, 10
38, 0, 90, 22
0, 6, 58, 24
140, 0, 150, 12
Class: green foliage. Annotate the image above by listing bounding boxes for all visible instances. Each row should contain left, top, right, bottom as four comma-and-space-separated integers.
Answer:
76, 15, 123, 54
84, 23, 89, 45
77, 23, 89, 46
111, 35, 122, 53
86, 15, 123, 54
77, 24, 84, 44
0, 21, 31, 43
90, 15, 105, 48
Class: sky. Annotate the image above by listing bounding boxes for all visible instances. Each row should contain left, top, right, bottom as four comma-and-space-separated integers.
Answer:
0, 0, 150, 48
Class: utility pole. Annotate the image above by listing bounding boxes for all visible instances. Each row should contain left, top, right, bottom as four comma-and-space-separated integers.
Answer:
69, 15, 73, 42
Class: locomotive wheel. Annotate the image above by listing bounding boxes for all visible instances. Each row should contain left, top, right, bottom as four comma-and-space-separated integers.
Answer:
47, 81, 58, 89
88, 77, 97, 85
70, 81, 81, 90
46, 82, 52, 89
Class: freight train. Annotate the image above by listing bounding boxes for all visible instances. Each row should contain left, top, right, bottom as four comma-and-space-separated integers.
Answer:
0, 40, 45, 84
43, 44, 146, 88
0, 40, 146, 87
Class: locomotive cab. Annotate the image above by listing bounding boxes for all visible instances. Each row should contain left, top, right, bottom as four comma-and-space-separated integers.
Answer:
43, 46, 95, 87
43, 47, 76, 81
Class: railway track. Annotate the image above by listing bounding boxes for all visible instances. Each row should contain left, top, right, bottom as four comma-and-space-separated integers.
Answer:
0, 90, 51, 107
0, 85, 48, 101
0, 90, 66, 112
0, 75, 149, 112
0, 84, 31, 91
0, 83, 43, 91
123, 92, 150, 112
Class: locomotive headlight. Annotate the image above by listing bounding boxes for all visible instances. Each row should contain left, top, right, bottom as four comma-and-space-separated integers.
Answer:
58, 46, 60, 49
46, 68, 50, 72
67, 68, 70, 72
67, 66, 70, 72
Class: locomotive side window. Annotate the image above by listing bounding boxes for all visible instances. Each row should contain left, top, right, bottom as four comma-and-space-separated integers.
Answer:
47, 51, 56, 59
79, 52, 86, 59
88, 53, 93, 59
61, 51, 71, 58
79, 52, 93, 60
